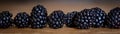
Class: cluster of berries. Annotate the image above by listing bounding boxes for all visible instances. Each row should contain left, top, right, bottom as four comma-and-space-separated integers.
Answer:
0, 5, 120, 29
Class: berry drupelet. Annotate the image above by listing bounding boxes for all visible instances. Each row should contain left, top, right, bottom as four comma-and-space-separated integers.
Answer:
74, 9, 92, 29
64, 11, 78, 27
30, 5, 48, 28
107, 7, 120, 29
0, 11, 13, 28
14, 12, 30, 28
48, 10, 64, 29
90, 7, 106, 28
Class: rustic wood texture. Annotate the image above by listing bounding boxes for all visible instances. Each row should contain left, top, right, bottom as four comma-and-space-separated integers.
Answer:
0, 0, 120, 34
0, 26, 120, 34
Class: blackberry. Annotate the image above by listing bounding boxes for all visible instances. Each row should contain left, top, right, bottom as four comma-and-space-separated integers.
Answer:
14, 12, 30, 28
48, 10, 64, 29
107, 7, 120, 29
0, 11, 13, 28
30, 5, 47, 28
74, 9, 91, 29
90, 7, 106, 28
64, 11, 77, 27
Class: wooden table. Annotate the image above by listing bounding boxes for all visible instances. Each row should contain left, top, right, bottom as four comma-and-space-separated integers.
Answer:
0, 26, 120, 34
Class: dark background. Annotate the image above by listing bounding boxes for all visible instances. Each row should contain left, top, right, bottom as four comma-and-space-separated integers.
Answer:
0, 0, 119, 17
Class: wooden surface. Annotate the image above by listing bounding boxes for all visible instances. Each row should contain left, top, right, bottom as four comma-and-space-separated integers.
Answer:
0, 0, 120, 34
0, 26, 120, 34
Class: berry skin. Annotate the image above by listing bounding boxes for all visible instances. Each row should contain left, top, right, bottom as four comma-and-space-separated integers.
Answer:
64, 11, 78, 27
0, 11, 13, 28
30, 5, 47, 28
90, 7, 106, 28
107, 7, 120, 29
48, 10, 64, 29
14, 12, 30, 28
74, 9, 91, 29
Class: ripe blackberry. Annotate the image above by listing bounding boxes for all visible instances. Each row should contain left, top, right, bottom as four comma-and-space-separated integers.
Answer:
90, 7, 106, 28
14, 12, 30, 28
74, 9, 91, 29
0, 11, 13, 28
107, 7, 120, 29
48, 10, 64, 29
30, 5, 47, 28
64, 11, 77, 27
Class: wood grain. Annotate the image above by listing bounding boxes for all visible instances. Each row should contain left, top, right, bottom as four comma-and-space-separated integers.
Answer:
0, 26, 120, 34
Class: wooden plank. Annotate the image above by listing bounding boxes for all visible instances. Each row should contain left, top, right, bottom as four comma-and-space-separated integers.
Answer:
0, 26, 120, 34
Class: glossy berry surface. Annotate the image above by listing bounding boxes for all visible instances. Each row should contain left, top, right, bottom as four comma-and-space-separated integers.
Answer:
90, 7, 106, 28
64, 11, 77, 27
30, 5, 47, 28
107, 7, 120, 29
48, 10, 64, 29
14, 12, 30, 28
0, 11, 13, 28
74, 9, 91, 29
